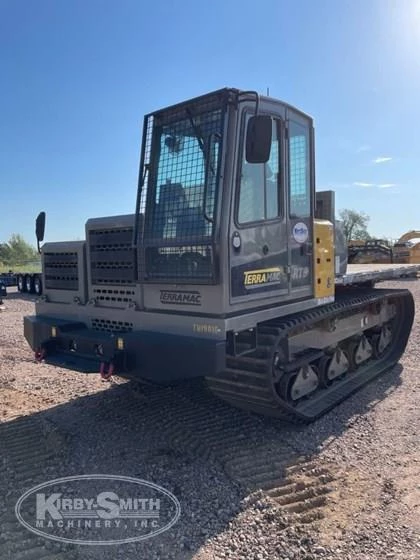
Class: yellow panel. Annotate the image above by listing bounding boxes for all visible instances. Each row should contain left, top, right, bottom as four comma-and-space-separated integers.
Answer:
313, 219, 335, 299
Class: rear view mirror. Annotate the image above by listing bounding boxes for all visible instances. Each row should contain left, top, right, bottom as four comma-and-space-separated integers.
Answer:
246, 115, 272, 164
36, 212, 46, 242
36, 212, 46, 253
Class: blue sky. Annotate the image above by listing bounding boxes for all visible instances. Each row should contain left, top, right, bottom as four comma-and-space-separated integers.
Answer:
1, 0, 420, 244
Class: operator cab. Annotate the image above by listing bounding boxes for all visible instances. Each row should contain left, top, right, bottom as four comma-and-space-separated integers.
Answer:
135, 88, 319, 317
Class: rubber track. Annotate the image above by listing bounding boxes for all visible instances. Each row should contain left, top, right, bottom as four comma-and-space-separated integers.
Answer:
206, 288, 415, 423
0, 416, 78, 560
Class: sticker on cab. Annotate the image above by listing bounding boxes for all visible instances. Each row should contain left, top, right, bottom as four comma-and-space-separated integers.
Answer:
292, 222, 309, 244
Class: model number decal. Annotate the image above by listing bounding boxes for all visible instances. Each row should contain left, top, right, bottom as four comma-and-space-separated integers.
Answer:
160, 290, 202, 306
193, 324, 221, 334
291, 265, 310, 280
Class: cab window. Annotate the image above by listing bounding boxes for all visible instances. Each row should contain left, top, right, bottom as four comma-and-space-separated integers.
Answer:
238, 119, 280, 224
289, 120, 310, 218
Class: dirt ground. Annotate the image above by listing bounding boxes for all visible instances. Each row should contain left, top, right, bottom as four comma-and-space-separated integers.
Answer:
0, 284, 419, 560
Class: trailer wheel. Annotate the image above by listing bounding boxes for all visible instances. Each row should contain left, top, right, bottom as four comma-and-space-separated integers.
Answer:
34, 275, 43, 295
17, 274, 26, 292
25, 274, 34, 294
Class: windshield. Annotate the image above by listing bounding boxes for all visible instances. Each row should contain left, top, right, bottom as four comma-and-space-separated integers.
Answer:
148, 108, 223, 242
142, 105, 224, 282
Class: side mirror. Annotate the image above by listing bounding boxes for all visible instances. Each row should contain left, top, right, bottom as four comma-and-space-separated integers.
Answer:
245, 115, 272, 164
36, 211, 46, 253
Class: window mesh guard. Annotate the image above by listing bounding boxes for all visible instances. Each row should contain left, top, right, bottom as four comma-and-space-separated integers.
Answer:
289, 128, 310, 218
139, 98, 225, 283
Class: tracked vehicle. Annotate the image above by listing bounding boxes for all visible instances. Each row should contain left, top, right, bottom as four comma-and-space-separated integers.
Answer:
24, 88, 419, 422
393, 231, 420, 264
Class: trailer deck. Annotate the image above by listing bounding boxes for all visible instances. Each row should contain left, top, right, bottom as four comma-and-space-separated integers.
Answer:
336, 263, 420, 286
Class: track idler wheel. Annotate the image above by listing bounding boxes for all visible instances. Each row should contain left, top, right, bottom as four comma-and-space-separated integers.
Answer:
319, 348, 350, 387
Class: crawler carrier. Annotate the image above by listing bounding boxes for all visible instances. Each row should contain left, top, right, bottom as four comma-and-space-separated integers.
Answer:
24, 89, 419, 422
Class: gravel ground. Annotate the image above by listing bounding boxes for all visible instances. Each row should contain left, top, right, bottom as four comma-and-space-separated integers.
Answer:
0, 282, 419, 560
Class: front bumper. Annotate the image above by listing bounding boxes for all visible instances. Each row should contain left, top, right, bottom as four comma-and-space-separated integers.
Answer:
24, 315, 226, 381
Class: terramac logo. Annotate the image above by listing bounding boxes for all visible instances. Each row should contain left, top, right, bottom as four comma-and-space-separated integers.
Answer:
15, 474, 181, 546
160, 290, 201, 305
244, 267, 285, 288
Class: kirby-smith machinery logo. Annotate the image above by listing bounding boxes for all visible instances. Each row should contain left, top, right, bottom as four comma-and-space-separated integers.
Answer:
15, 474, 180, 546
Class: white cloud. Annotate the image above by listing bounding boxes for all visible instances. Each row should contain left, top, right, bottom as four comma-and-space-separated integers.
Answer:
352, 181, 398, 189
356, 145, 371, 153
373, 156, 392, 164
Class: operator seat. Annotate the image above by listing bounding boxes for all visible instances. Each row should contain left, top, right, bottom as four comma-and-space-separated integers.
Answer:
158, 181, 206, 239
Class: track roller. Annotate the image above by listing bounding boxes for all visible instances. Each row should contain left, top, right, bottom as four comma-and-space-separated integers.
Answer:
318, 348, 350, 387
372, 323, 393, 358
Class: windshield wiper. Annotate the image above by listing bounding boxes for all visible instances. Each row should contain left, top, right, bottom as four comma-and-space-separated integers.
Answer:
186, 109, 217, 180
186, 109, 219, 224
186, 108, 206, 155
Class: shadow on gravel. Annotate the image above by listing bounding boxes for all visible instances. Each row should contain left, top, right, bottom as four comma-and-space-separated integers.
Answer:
0, 362, 404, 560
2, 290, 37, 303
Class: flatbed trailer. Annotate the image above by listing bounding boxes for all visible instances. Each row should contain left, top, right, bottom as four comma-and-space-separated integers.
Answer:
0, 272, 18, 287
0, 272, 43, 295
347, 240, 393, 265
0, 279, 6, 300
16, 272, 43, 295
336, 263, 420, 286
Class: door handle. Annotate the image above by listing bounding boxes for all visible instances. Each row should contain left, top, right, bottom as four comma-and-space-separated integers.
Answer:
301, 243, 312, 256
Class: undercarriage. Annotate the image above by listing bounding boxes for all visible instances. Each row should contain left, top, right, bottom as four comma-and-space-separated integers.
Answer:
206, 288, 414, 423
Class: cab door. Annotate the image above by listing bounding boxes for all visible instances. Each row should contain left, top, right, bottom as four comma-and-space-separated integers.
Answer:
286, 111, 314, 298
229, 112, 290, 305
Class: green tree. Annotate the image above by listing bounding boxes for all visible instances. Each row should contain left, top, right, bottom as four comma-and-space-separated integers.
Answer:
0, 234, 39, 265
338, 209, 371, 242
0, 243, 12, 264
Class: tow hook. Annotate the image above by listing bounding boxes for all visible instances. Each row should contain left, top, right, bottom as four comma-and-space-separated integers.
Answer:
100, 361, 115, 381
34, 348, 46, 362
